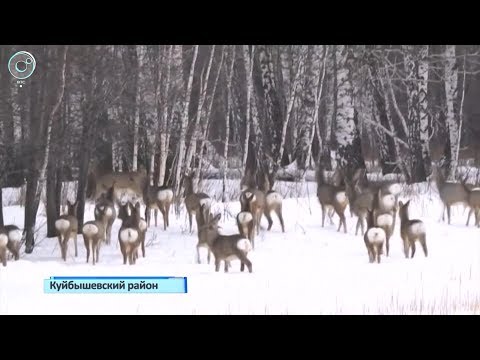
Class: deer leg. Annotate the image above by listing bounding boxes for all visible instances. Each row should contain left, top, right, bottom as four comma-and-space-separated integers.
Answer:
215, 259, 221, 272
188, 212, 193, 233
0, 248, 6, 267
410, 242, 416, 258
160, 207, 167, 231
264, 209, 274, 231
224, 261, 229, 273
355, 218, 361, 236
386, 236, 390, 257
61, 230, 70, 261
166, 203, 171, 228
96, 242, 100, 263
447, 205, 452, 225
440, 203, 445, 222
402, 239, 409, 259
207, 248, 211, 264
154, 209, 158, 227
328, 208, 335, 225
141, 234, 145, 258
196, 245, 202, 264
7, 241, 19, 261
466, 208, 473, 226
376, 246, 381, 264
321, 205, 326, 227
73, 233, 78, 257
240, 261, 245, 272
275, 205, 285, 232
85, 238, 90, 263
419, 234, 428, 257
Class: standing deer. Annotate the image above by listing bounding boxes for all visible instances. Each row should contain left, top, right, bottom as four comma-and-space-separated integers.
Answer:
372, 188, 397, 257
82, 206, 107, 265
184, 172, 211, 233
345, 176, 374, 236
198, 212, 253, 273
432, 165, 469, 224
364, 208, 386, 264
87, 163, 148, 205
117, 201, 144, 265
0, 224, 22, 261
94, 183, 117, 245
461, 180, 480, 227
54, 200, 79, 261
195, 203, 213, 264
236, 210, 255, 248
398, 200, 428, 259
144, 184, 174, 230
316, 167, 349, 233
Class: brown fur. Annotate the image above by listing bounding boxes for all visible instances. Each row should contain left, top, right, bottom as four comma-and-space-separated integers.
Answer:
94, 183, 117, 245
432, 166, 469, 224
345, 177, 374, 236
55, 200, 79, 261
87, 164, 148, 205
1, 224, 22, 261
195, 203, 213, 264
117, 202, 146, 264
398, 200, 428, 259
0, 229, 9, 267
144, 185, 174, 230
82, 208, 107, 265
198, 213, 253, 273
184, 173, 211, 233
236, 210, 255, 248
316, 167, 349, 233
364, 209, 385, 264
372, 188, 397, 257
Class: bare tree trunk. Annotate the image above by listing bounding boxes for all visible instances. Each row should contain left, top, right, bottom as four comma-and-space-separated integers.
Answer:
306, 45, 328, 169
158, 45, 174, 186
444, 45, 460, 180
174, 45, 199, 198
242, 45, 255, 173
185, 46, 215, 173
222, 46, 236, 202
418, 45, 431, 177
132, 45, 146, 172
334, 45, 365, 179
194, 46, 225, 189
404, 45, 430, 183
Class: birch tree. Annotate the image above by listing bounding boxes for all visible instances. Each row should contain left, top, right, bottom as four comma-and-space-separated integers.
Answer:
334, 45, 365, 178
174, 45, 198, 198
444, 45, 460, 180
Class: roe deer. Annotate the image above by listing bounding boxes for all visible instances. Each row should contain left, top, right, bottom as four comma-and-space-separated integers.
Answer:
316, 166, 349, 233
345, 177, 374, 236
54, 200, 79, 261
236, 210, 255, 248
398, 200, 428, 259
432, 165, 469, 224
240, 189, 265, 236
364, 208, 386, 264
460, 180, 480, 227
184, 172, 211, 233
372, 188, 397, 257
95, 183, 117, 245
195, 203, 213, 264
144, 184, 174, 230
117, 202, 143, 265
0, 224, 22, 261
87, 163, 148, 205
0, 230, 9, 267
82, 206, 107, 265
198, 213, 253, 273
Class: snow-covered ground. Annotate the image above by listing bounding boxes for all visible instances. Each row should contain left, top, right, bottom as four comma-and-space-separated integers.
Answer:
1, 179, 480, 315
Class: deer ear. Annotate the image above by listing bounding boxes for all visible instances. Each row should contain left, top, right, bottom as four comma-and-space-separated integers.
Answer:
398, 201, 404, 207
213, 213, 221, 222
405, 200, 411, 206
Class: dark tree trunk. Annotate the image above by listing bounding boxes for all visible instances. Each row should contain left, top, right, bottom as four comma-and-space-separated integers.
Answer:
0, 188, 4, 227
46, 162, 58, 238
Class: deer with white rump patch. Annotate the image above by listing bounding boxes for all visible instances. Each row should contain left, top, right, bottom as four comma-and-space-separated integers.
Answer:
398, 200, 428, 259
236, 210, 255, 249
198, 212, 253, 273
82, 206, 107, 265
0, 224, 22, 261
345, 175, 374, 236
364, 208, 386, 264
372, 188, 397, 257
54, 200, 79, 261
184, 172, 212, 233
94, 183, 117, 245
117, 202, 142, 265
316, 166, 349, 233
144, 184, 174, 230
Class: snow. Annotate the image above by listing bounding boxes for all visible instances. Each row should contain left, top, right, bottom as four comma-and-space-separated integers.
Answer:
1, 179, 480, 315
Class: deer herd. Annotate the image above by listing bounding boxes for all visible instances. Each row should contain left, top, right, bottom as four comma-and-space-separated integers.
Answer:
0, 163, 479, 271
